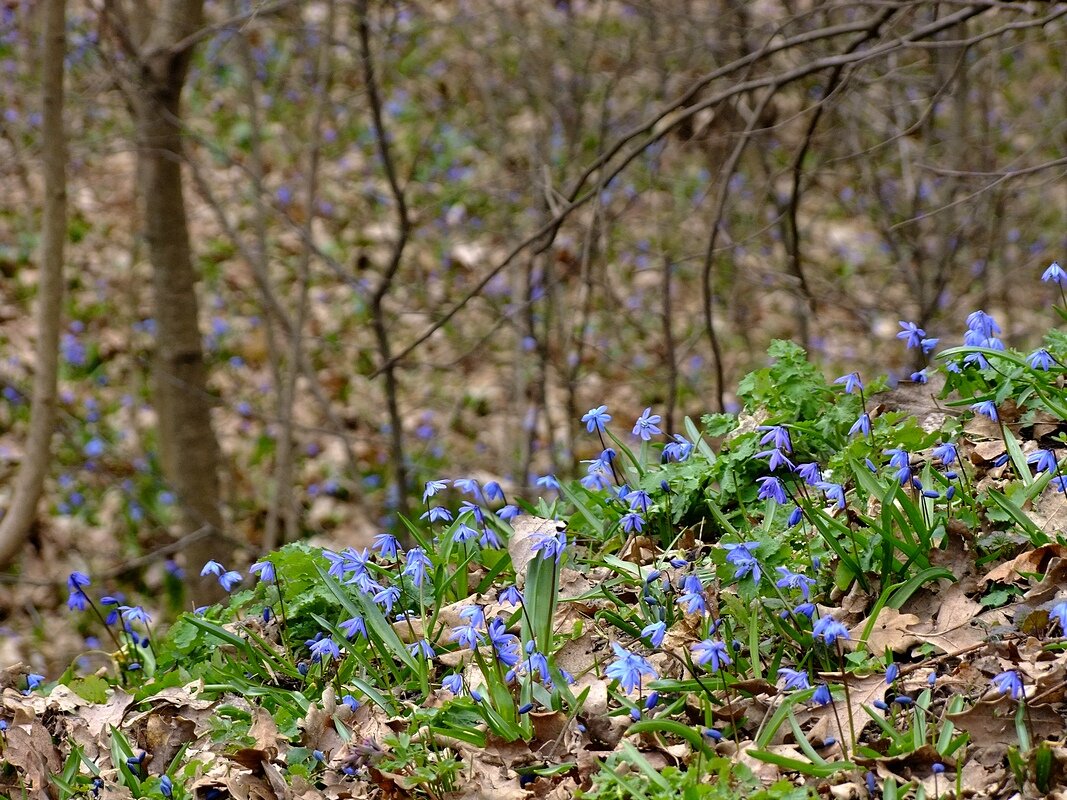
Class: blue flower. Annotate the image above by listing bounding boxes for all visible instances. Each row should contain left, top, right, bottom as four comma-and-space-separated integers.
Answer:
1049, 600, 1067, 633
632, 408, 662, 441
777, 668, 810, 691
627, 490, 652, 513
967, 310, 1001, 338
1027, 449, 1057, 474
219, 571, 242, 592
794, 462, 821, 485
932, 442, 958, 466
200, 560, 225, 577
897, 321, 925, 349
833, 373, 862, 394
459, 501, 485, 525
756, 476, 786, 504
621, 512, 644, 533
676, 585, 706, 615
849, 413, 871, 438
402, 548, 431, 587
309, 636, 340, 662
483, 481, 505, 503
910, 369, 928, 384
758, 425, 793, 454
605, 643, 657, 693
249, 560, 275, 583
443, 673, 463, 694
478, 527, 502, 549
775, 567, 816, 600
920, 337, 939, 354
816, 481, 845, 510
991, 669, 1023, 700
159, 775, 173, 798
971, 400, 998, 422
1028, 348, 1054, 371
372, 585, 400, 613
68, 571, 91, 591
641, 621, 667, 648
420, 506, 453, 524
453, 478, 482, 501
536, 474, 560, 491
26, 673, 46, 691
340, 616, 366, 639
373, 534, 401, 560
407, 639, 435, 659
497, 504, 520, 521
756, 448, 793, 471
451, 623, 483, 650
531, 528, 568, 562
812, 684, 833, 705
67, 589, 88, 612
1042, 261, 1067, 286
453, 523, 479, 544
498, 585, 523, 606
487, 618, 520, 667
692, 639, 731, 672
885, 449, 909, 470
724, 542, 761, 583
885, 663, 899, 684
813, 616, 850, 645
662, 434, 693, 463
581, 405, 612, 433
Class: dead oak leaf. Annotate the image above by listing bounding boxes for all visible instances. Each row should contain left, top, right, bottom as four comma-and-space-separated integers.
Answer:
849, 607, 921, 654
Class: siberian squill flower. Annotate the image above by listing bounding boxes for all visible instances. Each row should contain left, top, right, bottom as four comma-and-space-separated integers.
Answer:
849, 413, 871, 438
932, 442, 958, 466
402, 548, 431, 587
723, 542, 761, 583
1042, 261, 1067, 286
758, 425, 793, 453
1048, 599, 1067, 634
249, 560, 275, 583
991, 670, 1024, 700
692, 639, 731, 672
423, 479, 448, 502
581, 405, 611, 433
605, 643, 657, 693
641, 621, 667, 648
632, 408, 662, 441
777, 668, 811, 691
833, 373, 862, 394
813, 615, 850, 645
1028, 349, 1054, 371
972, 400, 998, 422
756, 476, 786, 504
1027, 449, 1057, 474
662, 434, 693, 463
897, 321, 925, 349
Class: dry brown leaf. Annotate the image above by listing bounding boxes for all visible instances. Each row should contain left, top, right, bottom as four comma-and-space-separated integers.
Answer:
983, 544, 1067, 586
946, 694, 1062, 750
849, 607, 921, 654
3, 716, 64, 797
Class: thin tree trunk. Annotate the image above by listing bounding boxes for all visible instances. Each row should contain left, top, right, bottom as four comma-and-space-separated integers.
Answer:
134, 0, 225, 583
0, 0, 66, 566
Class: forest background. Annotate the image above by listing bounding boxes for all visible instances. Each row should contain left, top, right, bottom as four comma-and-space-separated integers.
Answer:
0, 0, 1064, 670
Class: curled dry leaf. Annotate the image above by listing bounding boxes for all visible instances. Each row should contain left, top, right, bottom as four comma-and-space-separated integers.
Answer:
507, 514, 563, 588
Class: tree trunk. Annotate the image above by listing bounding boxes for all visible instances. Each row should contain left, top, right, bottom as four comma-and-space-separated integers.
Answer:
0, 0, 67, 566
133, 0, 226, 586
